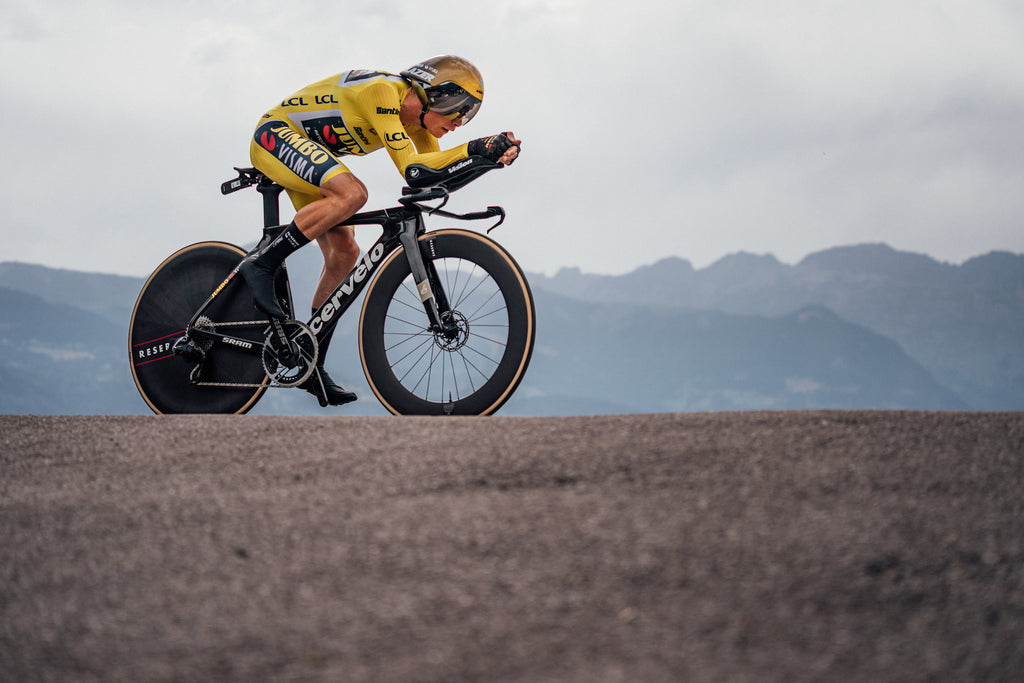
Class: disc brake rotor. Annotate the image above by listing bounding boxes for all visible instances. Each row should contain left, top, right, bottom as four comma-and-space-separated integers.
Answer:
434, 310, 470, 351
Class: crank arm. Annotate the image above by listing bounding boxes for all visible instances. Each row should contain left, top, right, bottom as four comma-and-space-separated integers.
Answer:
266, 317, 298, 366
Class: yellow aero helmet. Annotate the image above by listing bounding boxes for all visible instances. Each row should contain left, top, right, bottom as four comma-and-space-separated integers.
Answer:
401, 55, 484, 123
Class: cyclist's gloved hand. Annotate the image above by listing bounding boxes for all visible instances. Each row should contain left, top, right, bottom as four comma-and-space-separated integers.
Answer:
468, 132, 520, 165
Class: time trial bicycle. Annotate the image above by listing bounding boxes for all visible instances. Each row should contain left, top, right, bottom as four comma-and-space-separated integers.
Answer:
129, 158, 535, 415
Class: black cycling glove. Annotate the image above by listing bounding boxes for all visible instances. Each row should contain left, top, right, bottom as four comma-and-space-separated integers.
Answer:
468, 133, 518, 164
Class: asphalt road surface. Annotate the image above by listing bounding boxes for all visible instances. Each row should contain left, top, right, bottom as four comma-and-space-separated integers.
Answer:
2, 411, 1023, 681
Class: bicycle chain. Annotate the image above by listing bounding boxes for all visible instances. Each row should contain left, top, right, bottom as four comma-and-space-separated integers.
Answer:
188, 320, 300, 389
210, 320, 267, 327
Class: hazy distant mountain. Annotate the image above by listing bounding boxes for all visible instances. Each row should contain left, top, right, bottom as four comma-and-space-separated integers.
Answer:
502, 290, 963, 414
0, 242, 1018, 415
0, 262, 141, 326
0, 286, 141, 414
532, 244, 1024, 409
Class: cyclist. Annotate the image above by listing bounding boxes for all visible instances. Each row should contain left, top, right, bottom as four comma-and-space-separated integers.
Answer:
239, 55, 522, 406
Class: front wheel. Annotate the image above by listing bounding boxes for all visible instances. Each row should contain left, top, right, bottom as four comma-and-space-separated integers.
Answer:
359, 229, 535, 415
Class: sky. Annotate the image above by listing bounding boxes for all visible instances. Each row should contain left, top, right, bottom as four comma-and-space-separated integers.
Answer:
1, 0, 1023, 277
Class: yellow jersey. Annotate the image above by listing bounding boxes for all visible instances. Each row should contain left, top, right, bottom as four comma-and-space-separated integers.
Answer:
251, 70, 468, 201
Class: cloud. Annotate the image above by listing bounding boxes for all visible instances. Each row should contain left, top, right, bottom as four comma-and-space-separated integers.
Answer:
1, 0, 1023, 277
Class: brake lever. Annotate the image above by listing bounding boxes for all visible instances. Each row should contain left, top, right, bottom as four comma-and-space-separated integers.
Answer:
399, 184, 506, 232
426, 191, 451, 214
485, 207, 506, 233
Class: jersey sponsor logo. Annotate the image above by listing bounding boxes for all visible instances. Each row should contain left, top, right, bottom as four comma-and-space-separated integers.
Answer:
385, 131, 410, 151
353, 126, 371, 146
282, 94, 339, 107
376, 106, 401, 116
254, 122, 338, 185
310, 243, 387, 333
271, 125, 331, 164
298, 116, 363, 155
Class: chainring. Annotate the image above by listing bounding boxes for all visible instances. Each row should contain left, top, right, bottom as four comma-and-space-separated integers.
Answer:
261, 320, 318, 387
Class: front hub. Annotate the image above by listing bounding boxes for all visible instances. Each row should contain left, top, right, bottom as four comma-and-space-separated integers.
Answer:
434, 311, 470, 351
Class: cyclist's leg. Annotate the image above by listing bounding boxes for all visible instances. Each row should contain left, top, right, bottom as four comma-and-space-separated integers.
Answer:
245, 121, 365, 318
293, 174, 367, 241
286, 186, 364, 309
251, 122, 366, 310
250, 122, 363, 402
250, 120, 367, 241
313, 226, 361, 307
285, 190, 361, 405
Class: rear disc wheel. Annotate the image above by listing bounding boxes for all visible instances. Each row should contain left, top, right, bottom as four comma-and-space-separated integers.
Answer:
129, 242, 269, 414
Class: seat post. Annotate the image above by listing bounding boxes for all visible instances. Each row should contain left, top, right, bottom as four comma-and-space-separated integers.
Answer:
256, 179, 286, 229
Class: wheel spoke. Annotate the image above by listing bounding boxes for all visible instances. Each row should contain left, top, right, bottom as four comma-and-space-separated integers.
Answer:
455, 273, 495, 315
450, 262, 480, 309
392, 335, 436, 374
384, 260, 512, 405
400, 338, 438, 390
384, 331, 432, 355
391, 295, 424, 316
367, 237, 533, 415
455, 346, 497, 384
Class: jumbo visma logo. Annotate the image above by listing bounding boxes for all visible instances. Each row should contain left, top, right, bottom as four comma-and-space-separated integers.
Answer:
255, 122, 335, 185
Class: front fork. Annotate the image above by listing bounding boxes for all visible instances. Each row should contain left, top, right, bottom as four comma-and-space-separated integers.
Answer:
398, 225, 456, 337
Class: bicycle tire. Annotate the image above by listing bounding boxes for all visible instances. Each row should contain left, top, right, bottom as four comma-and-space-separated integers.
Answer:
359, 229, 535, 415
129, 241, 269, 414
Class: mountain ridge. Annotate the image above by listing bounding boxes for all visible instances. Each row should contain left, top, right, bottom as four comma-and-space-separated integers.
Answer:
1, 242, 1020, 414
531, 244, 1024, 408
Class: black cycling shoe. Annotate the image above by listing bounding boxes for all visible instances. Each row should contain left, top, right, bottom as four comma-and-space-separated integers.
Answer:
301, 366, 357, 407
238, 256, 286, 319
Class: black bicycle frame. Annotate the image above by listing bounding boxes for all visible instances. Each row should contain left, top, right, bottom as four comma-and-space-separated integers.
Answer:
308, 203, 442, 344
186, 170, 503, 355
